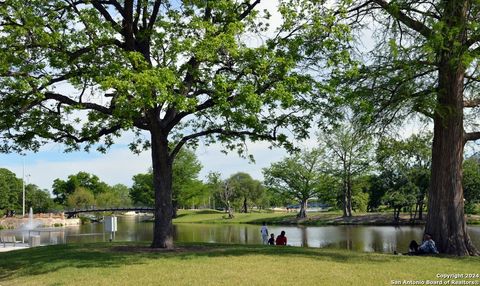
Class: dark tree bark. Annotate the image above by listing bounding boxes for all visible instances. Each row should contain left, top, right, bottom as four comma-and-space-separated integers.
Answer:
426, 67, 478, 255
354, 0, 480, 255
242, 197, 248, 213
346, 172, 353, 217
150, 128, 174, 249
297, 199, 307, 218
425, 0, 478, 255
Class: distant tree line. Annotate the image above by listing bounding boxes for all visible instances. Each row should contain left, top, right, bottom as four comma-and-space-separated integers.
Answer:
2, 136, 480, 220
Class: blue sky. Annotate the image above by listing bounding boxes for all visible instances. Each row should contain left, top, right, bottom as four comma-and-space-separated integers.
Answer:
0, 137, 289, 192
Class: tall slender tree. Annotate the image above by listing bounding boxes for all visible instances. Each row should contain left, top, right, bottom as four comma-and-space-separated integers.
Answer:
340, 0, 480, 255
319, 118, 373, 217
0, 1, 347, 248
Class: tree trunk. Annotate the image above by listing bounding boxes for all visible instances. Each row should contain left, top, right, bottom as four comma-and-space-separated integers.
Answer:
150, 130, 174, 249
242, 197, 248, 213
346, 173, 353, 217
426, 2, 478, 254
418, 200, 424, 220
226, 201, 234, 219
342, 180, 348, 217
297, 200, 307, 218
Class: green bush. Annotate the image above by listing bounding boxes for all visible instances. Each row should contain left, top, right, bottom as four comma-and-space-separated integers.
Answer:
465, 203, 480, 214
78, 216, 91, 225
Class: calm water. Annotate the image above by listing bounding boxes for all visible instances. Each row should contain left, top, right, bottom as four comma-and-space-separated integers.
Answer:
4, 215, 479, 253
59, 216, 480, 253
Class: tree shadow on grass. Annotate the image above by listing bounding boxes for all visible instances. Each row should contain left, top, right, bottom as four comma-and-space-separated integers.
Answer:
0, 243, 151, 281
1, 242, 477, 282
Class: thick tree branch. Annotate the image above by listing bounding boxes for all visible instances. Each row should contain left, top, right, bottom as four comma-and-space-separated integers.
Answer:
170, 128, 276, 160
43, 92, 112, 114
51, 124, 122, 143
238, 0, 261, 21
90, 0, 122, 32
148, 0, 162, 30
372, 0, 433, 39
100, 0, 125, 18
465, 132, 480, 142
463, 98, 480, 108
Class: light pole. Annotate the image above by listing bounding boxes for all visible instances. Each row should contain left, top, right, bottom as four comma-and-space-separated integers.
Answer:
22, 157, 25, 217
22, 157, 30, 217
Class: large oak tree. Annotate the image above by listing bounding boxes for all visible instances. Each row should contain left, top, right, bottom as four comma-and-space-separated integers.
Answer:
341, 0, 480, 255
0, 0, 346, 248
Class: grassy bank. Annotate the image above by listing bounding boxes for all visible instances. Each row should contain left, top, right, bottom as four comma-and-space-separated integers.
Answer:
173, 209, 480, 226
0, 242, 479, 286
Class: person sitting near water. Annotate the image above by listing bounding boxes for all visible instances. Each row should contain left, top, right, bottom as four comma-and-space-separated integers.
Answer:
275, 231, 287, 246
268, 233, 275, 245
408, 233, 439, 255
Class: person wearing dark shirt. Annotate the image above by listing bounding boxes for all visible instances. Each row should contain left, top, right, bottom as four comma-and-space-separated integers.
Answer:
406, 233, 439, 255
268, 233, 275, 245
276, 231, 287, 245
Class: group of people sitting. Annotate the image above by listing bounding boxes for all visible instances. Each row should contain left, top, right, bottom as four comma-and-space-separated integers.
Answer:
261, 222, 287, 246
261, 221, 440, 254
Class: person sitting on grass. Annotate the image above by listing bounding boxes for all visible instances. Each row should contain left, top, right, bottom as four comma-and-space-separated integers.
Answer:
268, 233, 275, 245
275, 231, 287, 246
408, 233, 439, 255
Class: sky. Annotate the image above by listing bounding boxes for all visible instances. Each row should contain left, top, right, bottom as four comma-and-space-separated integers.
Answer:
0, 136, 290, 192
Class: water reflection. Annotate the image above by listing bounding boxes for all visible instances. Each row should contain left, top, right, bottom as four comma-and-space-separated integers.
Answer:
4, 215, 480, 253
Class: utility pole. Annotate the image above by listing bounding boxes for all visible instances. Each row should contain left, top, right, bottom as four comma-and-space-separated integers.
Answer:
22, 157, 25, 217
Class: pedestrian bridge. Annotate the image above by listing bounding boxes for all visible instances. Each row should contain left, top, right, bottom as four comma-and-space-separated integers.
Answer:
64, 207, 154, 218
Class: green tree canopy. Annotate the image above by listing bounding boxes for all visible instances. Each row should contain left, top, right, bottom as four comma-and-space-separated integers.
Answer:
263, 148, 326, 218
226, 172, 263, 213
52, 171, 110, 205
0, 0, 348, 248
463, 157, 480, 214
0, 168, 22, 212
66, 187, 95, 209
25, 184, 55, 213
374, 133, 432, 221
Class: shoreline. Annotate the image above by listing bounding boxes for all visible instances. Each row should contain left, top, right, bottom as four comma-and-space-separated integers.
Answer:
171, 210, 480, 227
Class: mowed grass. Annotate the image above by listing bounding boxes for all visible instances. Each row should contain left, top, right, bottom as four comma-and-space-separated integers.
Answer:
173, 209, 333, 224
0, 242, 479, 286
173, 209, 297, 224
173, 209, 480, 225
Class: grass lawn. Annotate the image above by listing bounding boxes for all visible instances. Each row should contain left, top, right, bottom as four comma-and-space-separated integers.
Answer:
173, 209, 299, 224
0, 242, 479, 286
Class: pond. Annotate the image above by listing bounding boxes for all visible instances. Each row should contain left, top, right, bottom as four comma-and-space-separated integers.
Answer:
57, 215, 480, 253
